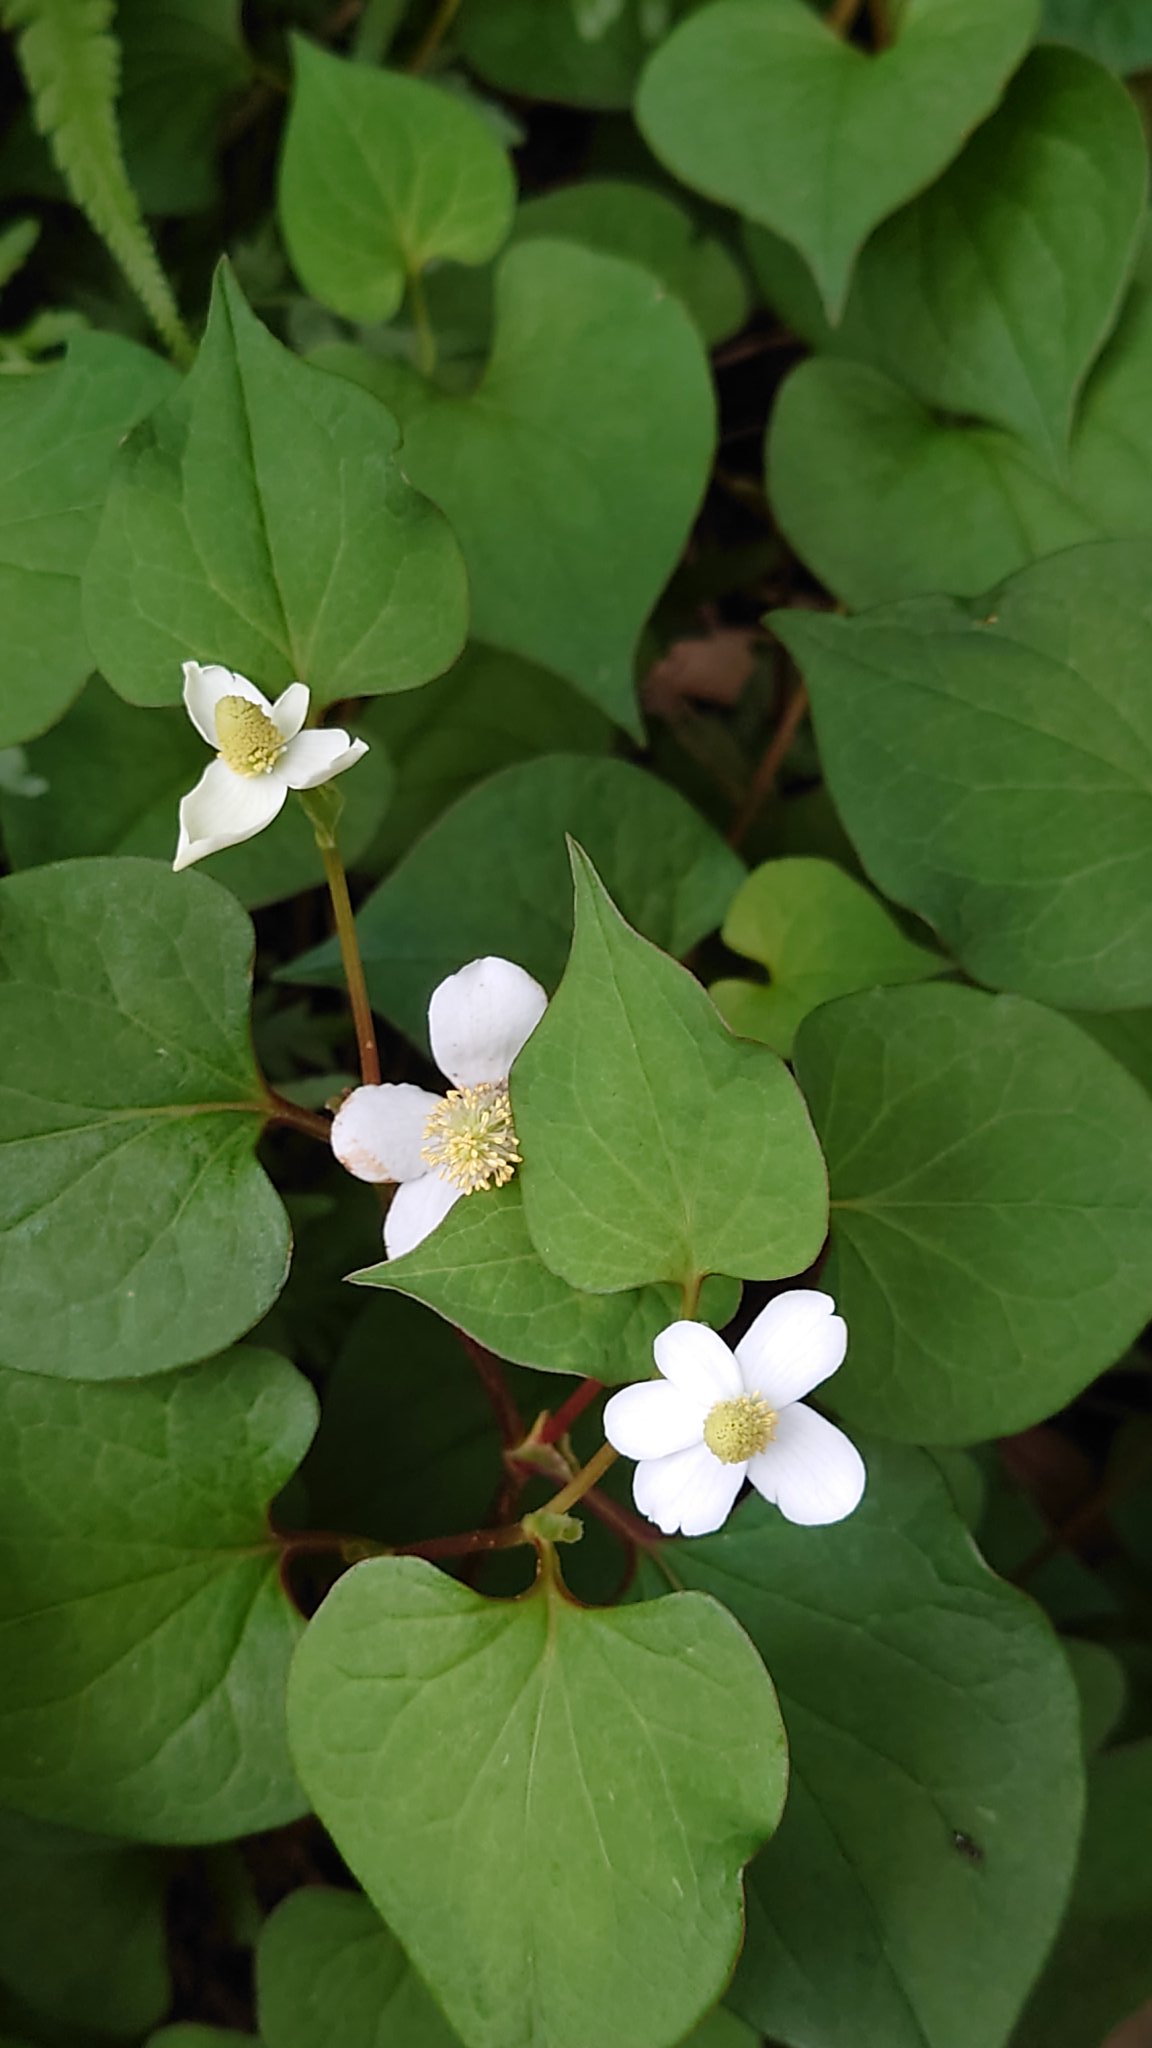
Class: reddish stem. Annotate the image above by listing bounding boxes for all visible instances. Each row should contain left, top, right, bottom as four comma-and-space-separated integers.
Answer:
265, 1092, 331, 1143
727, 680, 809, 848
539, 1377, 604, 1445
459, 1333, 524, 1448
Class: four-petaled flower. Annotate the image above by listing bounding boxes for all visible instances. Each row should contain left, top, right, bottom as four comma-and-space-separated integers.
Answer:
605, 1292, 865, 1537
331, 956, 547, 1258
173, 661, 368, 871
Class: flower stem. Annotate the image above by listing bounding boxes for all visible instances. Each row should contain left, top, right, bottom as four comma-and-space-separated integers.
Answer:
306, 820, 381, 1089
266, 1091, 331, 1143
543, 1440, 619, 1516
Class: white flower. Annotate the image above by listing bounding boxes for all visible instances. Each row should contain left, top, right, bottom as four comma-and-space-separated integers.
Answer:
173, 661, 368, 871
604, 1291, 865, 1538
330, 956, 548, 1258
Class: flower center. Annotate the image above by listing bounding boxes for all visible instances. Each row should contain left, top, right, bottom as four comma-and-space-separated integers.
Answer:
703, 1393, 777, 1465
421, 1082, 521, 1195
215, 695, 284, 776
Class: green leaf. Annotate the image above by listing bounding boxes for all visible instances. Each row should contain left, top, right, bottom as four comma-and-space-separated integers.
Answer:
710, 856, 944, 1057
354, 1179, 740, 1381
288, 1554, 787, 2048
1064, 1638, 1128, 1754
775, 546, 1152, 1007
0, 215, 38, 291
0, 331, 174, 750
514, 179, 749, 347
117, 0, 250, 216
1042, 0, 1152, 72
636, 0, 1038, 317
257, 1888, 461, 2048
792, 984, 1152, 1441
285, 753, 744, 1048
0, 1811, 168, 2035
0, 1345, 315, 1840
1069, 1009, 1152, 1095
83, 262, 467, 711
1014, 1740, 1152, 2048
766, 358, 1096, 609
279, 39, 514, 325
775, 46, 1145, 461
458, 0, 687, 109
0, 856, 290, 1381
149, 2031, 257, 2047
640, 1441, 1083, 2048
513, 846, 828, 1292
680, 2014, 757, 2048
396, 240, 715, 730
0, 677, 393, 911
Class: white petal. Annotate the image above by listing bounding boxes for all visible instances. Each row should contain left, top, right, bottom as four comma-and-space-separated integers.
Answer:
173, 758, 286, 869
603, 1380, 706, 1461
632, 1443, 745, 1538
747, 1404, 866, 1527
652, 1320, 742, 1404
384, 1171, 463, 1258
182, 661, 271, 747
428, 957, 548, 1087
331, 1083, 442, 1185
278, 729, 369, 790
735, 1290, 847, 1409
270, 681, 310, 742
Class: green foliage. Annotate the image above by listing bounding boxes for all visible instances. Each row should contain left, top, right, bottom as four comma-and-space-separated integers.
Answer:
0, 1345, 314, 1839
288, 1554, 787, 2048
116, 0, 250, 216
0, 1810, 169, 2033
257, 1887, 461, 2048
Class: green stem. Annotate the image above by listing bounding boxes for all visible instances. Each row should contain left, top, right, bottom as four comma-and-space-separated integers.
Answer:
408, 266, 437, 378
299, 790, 381, 1087
408, 0, 462, 72
543, 1440, 619, 1517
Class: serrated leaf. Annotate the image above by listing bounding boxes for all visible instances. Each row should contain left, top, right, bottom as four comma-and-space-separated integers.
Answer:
396, 240, 715, 730
639, 1441, 1083, 2048
711, 857, 944, 1056
776, 546, 1152, 1007
0, 857, 290, 1381
0, 1811, 169, 2035
257, 1888, 461, 2048
285, 753, 743, 1048
513, 846, 828, 1292
83, 262, 467, 710
0, 331, 174, 749
354, 1179, 740, 1381
288, 1555, 787, 2048
0, 1345, 315, 1841
792, 984, 1152, 1441
279, 40, 514, 325
637, 0, 1038, 317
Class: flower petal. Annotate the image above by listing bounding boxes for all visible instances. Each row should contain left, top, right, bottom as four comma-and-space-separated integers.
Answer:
270, 682, 310, 742
384, 1170, 463, 1258
428, 956, 548, 1087
173, 758, 286, 870
603, 1380, 706, 1461
632, 1443, 745, 1538
652, 1320, 742, 1403
182, 661, 271, 747
278, 729, 369, 790
735, 1289, 847, 1408
747, 1403, 866, 1527
331, 1082, 443, 1185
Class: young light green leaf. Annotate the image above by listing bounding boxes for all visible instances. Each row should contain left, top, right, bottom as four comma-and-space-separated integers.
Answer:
0, 1345, 315, 1841
117, 0, 250, 216
641, 1441, 1083, 2048
285, 754, 743, 1048
711, 857, 944, 1056
257, 1888, 461, 2048
776, 545, 1152, 1007
288, 1555, 787, 2048
0, 331, 174, 750
397, 240, 715, 731
279, 39, 514, 325
513, 845, 828, 1292
355, 1179, 739, 1381
637, 0, 1038, 317
0, 1811, 169, 2035
792, 985, 1152, 1442
0, 857, 290, 1381
83, 262, 467, 710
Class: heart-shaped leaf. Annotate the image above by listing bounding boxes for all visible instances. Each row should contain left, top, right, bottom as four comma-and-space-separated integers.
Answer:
288, 1554, 787, 2048
637, 0, 1038, 316
257, 1889, 461, 2048
0, 857, 290, 1380
513, 847, 828, 1292
0, 1345, 315, 1840
279, 39, 514, 325
397, 240, 715, 730
83, 262, 467, 709
793, 984, 1152, 1441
